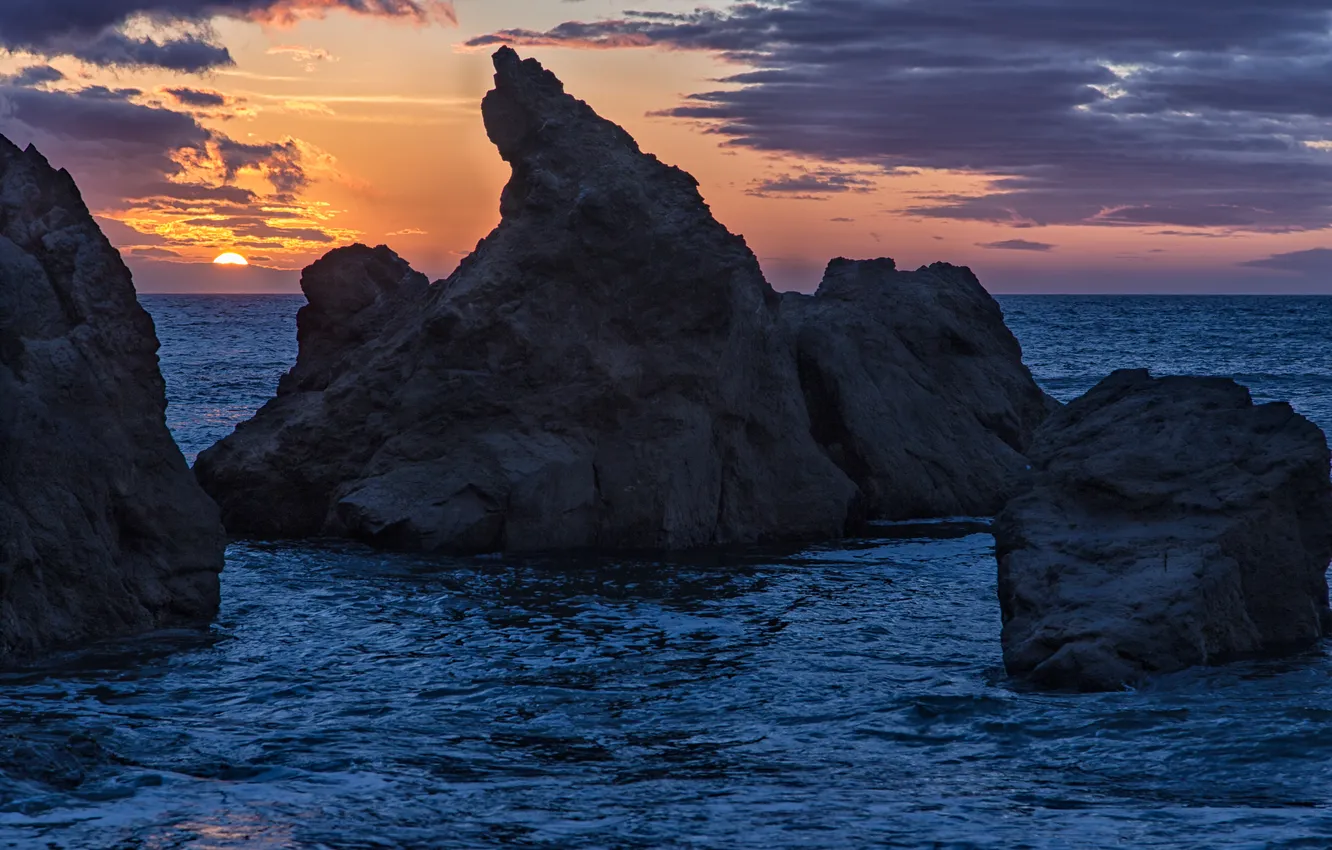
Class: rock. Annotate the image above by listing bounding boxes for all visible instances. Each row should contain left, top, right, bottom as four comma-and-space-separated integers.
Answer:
0, 137, 225, 663
195, 47, 860, 551
278, 244, 430, 396
0, 730, 112, 791
197, 48, 1056, 553
782, 258, 1051, 518
995, 369, 1332, 691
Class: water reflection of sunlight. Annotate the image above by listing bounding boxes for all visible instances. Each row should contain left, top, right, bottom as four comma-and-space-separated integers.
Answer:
149, 811, 296, 849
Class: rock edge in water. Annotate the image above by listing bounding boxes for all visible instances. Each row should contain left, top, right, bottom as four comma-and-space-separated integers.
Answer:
996, 368, 1332, 691
0, 137, 225, 663
194, 47, 1050, 553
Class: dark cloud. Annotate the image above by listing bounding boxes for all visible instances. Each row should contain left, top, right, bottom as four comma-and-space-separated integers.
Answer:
129, 246, 183, 258
67, 31, 231, 73
96, 216, 171, 246
163, 87, 229, 108
476, 2, 1332, 232
213, 138, 307, 195
5, 66, 65, 88
0, 83, 209, 210
0, 83, 315, 213
126, 181, 259, 207
3, 85, 202, 148
749, 168, 872, 197
1240, 248, 1332, 275
180, 215, 335, 242
978, 239, 1056, 251
3, 0, 454, 71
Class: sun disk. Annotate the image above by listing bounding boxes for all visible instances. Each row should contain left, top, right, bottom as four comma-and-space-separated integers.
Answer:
214, 252, 249, 266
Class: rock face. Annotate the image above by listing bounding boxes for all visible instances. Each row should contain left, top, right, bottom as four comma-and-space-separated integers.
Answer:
783, 257, 1051, 519
195, 47, 1052, 553
195, 47, 860, 551
996, 369, 1332, 691
0, 137, 225, 663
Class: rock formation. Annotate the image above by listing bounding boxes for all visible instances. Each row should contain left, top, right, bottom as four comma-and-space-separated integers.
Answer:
784, 258, 1051, 519
0, 137, 225, 663
195, 47, 1051, 553
195, 47, 859, 551
996, 369, 1332, 691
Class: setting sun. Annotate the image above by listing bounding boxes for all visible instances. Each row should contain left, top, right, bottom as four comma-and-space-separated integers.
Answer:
213, 252, 248, 266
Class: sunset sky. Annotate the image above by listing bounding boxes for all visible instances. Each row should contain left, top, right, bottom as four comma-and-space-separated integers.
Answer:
6, 1, 1332, 293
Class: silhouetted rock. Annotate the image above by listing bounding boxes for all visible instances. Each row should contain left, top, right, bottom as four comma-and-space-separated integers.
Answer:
996, 369, 1332, 691
278, 244, 430, 395
0, 137, 224, 663
783, 258, 1051, 518
195, 47, 860, 551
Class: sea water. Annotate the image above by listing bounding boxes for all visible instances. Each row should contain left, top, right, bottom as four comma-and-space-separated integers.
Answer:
3, 295, 1332, 848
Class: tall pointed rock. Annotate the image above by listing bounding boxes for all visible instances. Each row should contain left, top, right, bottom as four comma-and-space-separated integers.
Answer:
195, 48, 859, 551
0, 138, 225, 661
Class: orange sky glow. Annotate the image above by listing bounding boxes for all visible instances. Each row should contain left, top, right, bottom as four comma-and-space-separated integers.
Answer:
3, 0, 1331, 293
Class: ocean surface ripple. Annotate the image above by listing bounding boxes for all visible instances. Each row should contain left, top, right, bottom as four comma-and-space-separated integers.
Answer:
4, 294, 1332, 848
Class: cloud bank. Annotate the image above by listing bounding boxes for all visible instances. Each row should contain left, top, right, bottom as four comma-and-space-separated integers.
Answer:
4, 0, 455, 71
471, 1, 1332, 233
0, 69, 355, 263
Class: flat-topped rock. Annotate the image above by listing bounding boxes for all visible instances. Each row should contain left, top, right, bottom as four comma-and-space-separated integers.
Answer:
996, 369, 1332, 691
783, 258, 1053, 519
0, 137, 225, 662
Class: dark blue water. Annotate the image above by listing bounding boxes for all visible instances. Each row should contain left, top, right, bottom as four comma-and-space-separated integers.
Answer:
5, 295, 1332, 848
1004, 295, 1332, 432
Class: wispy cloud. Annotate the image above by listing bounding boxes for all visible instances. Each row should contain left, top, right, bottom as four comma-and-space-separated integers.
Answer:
977, 239, 1056, 252
281, 100, 336, 115
268, 44, 338, 71
748, 168, 875, 198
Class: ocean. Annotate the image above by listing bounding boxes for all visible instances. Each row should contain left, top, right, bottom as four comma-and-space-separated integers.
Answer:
4, 294, 1332, 848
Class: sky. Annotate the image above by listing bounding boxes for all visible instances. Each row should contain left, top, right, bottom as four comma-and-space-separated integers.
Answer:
5, 1, 1332, 293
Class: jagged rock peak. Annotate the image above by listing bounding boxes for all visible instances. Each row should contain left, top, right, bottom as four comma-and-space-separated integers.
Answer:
483, 45, 632, 162
483, 46, 568, 160
192, 49, 1055, 554
476, 47, 716, 245
193, 48, 857, 552
280, 243, 430, 395
782, 257, 1052, 519
0, 134, 225, 662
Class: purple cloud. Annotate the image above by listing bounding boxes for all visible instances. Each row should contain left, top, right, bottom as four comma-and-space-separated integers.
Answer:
472, 2, 1332, 232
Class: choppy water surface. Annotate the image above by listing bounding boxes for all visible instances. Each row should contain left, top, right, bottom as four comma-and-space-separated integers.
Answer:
147, 295, 303, 463
5, 295, 1332, 848
1004, 295, 1332, 429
